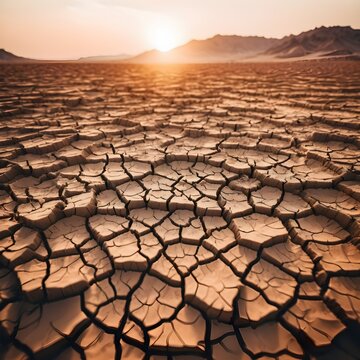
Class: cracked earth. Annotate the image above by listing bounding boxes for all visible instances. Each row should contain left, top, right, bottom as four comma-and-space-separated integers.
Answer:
0, 62, 360, 359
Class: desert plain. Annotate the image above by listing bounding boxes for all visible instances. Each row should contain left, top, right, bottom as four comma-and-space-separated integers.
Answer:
0, 61, 359, 359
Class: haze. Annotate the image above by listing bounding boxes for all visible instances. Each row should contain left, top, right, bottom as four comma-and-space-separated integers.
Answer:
1, 0, 360, 60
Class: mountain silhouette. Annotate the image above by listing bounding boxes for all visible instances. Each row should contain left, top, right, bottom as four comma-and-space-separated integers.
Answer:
1, 26, 359, 63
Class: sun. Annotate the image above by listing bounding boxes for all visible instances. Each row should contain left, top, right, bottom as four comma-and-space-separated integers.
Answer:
153, 31, 176, 52
148, 22, 180, 52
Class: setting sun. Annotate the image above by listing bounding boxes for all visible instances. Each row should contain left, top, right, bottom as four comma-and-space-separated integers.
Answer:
148, 22, 181, 52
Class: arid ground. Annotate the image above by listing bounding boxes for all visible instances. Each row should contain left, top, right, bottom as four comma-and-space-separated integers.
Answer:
0, 61, 360, 359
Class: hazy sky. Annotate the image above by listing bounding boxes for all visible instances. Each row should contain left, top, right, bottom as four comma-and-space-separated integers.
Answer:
1, 0, 359, 59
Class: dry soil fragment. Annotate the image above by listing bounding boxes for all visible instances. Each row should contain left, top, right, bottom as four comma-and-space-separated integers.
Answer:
250, 186, 282, 215
283, 298, 346, 347
148, 305, 206, 352
96, 189, 126, 215
45, 215, 90, 256
63, 191, 96, 217
203, 228, 237, 254
130, 274, 182, 328
307, 241, 360, 275
76, 323, 116, 359
231, 213, 288, 250
0, 226, 42, 267
289, 215, 350, 245
303, 188, 360, 226
324, 276, 360, 323
18, 200, 64, 229
185, 258, 241, 322
274, 192, 312, 219
15, 258, 47, 301
221, 244, 257, 276
150, 255, 182, 286
240, 321, 303, 357
220, 186, 252, 219
15, 296, 88, 357
245, 258, 297, 307
89, 214, 129, 243
104, 231, 147, 271
236, 284, 278, 325
262, 239, 314, 281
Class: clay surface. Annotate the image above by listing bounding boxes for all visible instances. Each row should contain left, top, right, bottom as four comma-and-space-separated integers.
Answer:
0, 62, 359, 359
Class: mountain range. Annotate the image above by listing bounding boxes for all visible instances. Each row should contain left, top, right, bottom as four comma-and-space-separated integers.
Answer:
127, 35, 279, 63
264, 26, 360, 58
0, 48, 30, 62
1, 26, 359, 63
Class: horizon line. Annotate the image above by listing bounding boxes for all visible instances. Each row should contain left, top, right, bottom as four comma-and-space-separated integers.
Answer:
1, 24, 358, 62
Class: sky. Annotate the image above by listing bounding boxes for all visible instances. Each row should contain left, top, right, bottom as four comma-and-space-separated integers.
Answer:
1, 0, 360, 60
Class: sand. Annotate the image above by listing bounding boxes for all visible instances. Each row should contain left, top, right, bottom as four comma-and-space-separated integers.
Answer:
0, 61, 359, 359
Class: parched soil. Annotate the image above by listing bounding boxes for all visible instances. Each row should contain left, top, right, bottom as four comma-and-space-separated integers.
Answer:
0, 61, 359, 359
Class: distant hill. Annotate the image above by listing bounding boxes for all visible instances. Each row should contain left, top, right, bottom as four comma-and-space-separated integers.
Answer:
78, 53, 132, 62
127, 35, 280, 63
0, 49, 31, 62
264, 26, 360, 58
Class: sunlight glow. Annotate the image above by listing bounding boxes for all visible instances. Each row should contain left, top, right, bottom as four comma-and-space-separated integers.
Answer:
148, 21, 181, 52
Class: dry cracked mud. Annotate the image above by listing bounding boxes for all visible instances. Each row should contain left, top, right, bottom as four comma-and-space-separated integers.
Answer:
0, 61, 360, 359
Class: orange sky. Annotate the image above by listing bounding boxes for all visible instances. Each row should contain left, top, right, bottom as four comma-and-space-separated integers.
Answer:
1, 0, 360, 60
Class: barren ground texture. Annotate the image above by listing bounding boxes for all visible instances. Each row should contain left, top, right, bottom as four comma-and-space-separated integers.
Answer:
0, 62, 360, 360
